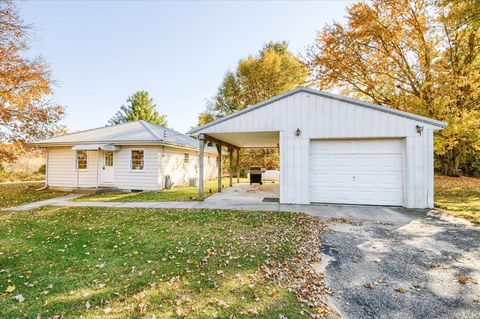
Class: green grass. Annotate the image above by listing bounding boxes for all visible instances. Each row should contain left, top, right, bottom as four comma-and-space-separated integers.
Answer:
0, 182, 67, 209
434, 176, 480, 224
0, 207, 325, 318
76, 178, 250, 202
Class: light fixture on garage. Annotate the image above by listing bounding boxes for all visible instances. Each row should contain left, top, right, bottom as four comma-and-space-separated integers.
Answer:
416, 125, 424, 135
295, 128, 301, 137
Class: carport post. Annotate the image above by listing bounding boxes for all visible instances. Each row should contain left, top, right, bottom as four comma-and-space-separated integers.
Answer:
229, 147, 233, 187
216, 144, 222, 192
198, 135, 206, 201
236, 148, 240, 184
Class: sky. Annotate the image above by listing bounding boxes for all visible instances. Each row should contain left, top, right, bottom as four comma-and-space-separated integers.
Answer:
17, 0, 354, 134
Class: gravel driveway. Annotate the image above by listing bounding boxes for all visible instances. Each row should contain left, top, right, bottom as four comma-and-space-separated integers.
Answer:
321, 210, 480, 319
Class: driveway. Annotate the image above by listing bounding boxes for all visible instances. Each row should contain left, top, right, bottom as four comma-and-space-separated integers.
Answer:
321, 210, 480, 319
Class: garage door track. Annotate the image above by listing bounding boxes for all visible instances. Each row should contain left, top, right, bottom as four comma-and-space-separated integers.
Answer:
321, 210, 480, 319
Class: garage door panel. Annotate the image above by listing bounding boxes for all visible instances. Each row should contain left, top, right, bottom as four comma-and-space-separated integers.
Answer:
310, 139, 403, 154
310, 139, 404, 206
356, 189, 403, 205
356, 174, 403, 188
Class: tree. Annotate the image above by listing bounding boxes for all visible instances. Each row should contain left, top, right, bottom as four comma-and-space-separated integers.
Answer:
198, 41, 307, 169
109, 91, 167, 127
0, 0, 64, 162
307, 0, 480, 176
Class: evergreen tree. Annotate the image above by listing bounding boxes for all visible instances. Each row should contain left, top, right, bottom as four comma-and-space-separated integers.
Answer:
109, 91, 167, 127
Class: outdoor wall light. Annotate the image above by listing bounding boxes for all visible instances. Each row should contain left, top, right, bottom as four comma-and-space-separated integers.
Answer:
295, 128, 301, 137
416, 125, 424, 135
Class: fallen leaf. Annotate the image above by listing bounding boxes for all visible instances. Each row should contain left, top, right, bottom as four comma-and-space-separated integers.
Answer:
12, 294, 25, 303
5, 285, 15, 293
458, 275, 468, 284
394, 287, 406, 293
217, 299, 229, 308
363, 283, 373, 289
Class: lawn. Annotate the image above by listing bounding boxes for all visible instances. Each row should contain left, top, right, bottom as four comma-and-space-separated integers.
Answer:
76, 177, 250, 202
434, 175, 480, 224
0, 182, 67, 209
0, 207, 330, 318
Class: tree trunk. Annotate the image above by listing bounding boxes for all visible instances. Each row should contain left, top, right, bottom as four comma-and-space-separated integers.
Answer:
439, 149, 461, 177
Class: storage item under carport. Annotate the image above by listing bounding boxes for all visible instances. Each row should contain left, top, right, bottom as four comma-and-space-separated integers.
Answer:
248, 167, 265, 185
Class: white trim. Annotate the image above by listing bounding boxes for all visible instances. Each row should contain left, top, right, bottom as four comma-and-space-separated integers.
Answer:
130, 148, 145, 172
74, 150, 89, 171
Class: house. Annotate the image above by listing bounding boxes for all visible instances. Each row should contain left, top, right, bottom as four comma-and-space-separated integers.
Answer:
189, 87, 447, 209
31, 120, 218, 191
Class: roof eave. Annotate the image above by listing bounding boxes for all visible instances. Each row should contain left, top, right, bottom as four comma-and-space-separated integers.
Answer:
29, 140, 217, 153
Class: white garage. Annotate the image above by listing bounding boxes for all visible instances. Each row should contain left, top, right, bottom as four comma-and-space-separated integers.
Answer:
189, 87, 447, 209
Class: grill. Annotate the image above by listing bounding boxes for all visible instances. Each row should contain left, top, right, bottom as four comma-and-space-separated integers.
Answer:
248, 166, 264, 185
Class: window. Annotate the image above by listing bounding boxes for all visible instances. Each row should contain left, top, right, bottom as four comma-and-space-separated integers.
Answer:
184, 153, 189, 165
76, 151, 88, 170
131, 150, 144, 170
104, 151, 113, 167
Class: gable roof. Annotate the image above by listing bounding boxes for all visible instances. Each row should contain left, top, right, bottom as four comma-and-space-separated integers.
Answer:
31, 120, 213, 151
188, 87, 447, 134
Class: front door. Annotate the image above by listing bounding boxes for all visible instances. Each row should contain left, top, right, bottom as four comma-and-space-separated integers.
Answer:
101, 151, 114, 184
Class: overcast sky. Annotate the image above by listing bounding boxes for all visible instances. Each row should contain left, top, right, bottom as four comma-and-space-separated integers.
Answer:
17, 0, 354, 133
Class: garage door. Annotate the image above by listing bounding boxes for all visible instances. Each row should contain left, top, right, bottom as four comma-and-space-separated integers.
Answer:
309, 139, 404, 206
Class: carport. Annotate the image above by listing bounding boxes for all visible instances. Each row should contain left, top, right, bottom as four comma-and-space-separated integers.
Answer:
195, 132, 279, 201
188, 87, 447, 208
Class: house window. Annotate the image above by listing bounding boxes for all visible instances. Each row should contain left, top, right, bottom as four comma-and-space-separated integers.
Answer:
76, 151, 88, 170
131, 150, 144, 170
184, 153, 189, 165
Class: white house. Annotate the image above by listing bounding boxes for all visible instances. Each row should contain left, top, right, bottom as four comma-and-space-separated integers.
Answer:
189, 87, 447, 209
32, 120, 218, 191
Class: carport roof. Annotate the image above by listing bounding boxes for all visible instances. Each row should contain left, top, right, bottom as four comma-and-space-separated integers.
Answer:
188, 87, 448, 134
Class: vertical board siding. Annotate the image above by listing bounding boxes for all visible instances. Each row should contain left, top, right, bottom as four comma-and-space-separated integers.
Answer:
199, 92, 438, 208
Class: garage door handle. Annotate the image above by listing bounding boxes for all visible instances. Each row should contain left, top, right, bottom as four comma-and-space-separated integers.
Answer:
353, 176, 356, 181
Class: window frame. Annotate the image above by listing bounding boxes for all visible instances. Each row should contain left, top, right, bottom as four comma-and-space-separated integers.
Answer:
130, 149, 145, 172
75, 150, 88, 171
184, 153, 190, 166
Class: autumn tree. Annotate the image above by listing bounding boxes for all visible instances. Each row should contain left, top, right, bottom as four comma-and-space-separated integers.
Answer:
0, 0, 64, 162
198, 41, 307, 170
109, 91, 167, 127
307, 0, 480, 176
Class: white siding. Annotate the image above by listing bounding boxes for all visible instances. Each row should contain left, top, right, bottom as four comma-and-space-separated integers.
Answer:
158, 146, 217, 187
47, 145, 218, 191
114, 146, 160, 191
200, 92, 438, 208
47, 147, 100, 188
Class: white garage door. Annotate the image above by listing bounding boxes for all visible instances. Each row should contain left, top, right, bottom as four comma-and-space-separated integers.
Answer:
309, 139, 404, 206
